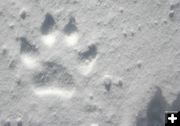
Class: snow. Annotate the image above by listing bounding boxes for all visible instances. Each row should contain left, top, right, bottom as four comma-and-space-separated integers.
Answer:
0, 0, 180, 126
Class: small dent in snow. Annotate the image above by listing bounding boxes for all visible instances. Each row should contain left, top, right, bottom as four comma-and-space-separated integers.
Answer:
63, 17, 79, 46
19, 8, 27, 19
19, 37, 38, 54
78, 44, 97, 62
63, 16, 77, 35
103, 75, 112, 92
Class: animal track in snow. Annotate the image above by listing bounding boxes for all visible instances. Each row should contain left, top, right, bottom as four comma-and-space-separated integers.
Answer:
33, 87, 75, 99
19, 36, 40, 69
64, 32, 79, 47
19, 37, 38, 54
41, 31, 58, 48
78, 57, 97, 76
79, 44, 97, 62
19, 8, 27, 19
40, 13, 58, 48
63, 16, 77, 35
78, 44, 98, 75
17, 14, 79, 100
32, 61, 76, 99
16, 14, 98, 102
32, 61, 75, 87
41, 13, 55, 35
21, 54, 40, 69
63, 17, 79, 46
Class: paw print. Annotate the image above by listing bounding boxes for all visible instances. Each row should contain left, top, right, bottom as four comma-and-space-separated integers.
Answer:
14, 13, 98, 99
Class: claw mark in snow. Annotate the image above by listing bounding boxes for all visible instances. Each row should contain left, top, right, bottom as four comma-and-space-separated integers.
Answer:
20, 37, 38, 54
78, 44, 98, 75
33, 87, 75, 99
63, 17, 79, 46
79, 44, 97, 61
63, 16, 77, 35
41, 13, 55, 35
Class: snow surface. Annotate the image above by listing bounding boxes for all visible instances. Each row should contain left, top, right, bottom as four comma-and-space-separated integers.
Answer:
0, 0, 180, 126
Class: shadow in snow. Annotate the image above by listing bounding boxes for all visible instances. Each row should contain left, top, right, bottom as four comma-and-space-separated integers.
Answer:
41, 13, 55, 34
171, 93, 180, 111
136, 87, 167, 126
63, 16, 77, 35
78, 44, 97, 62
20, 37, 38, 54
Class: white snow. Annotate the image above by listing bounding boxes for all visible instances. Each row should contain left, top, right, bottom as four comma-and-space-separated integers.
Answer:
41, 32, 58, 48
21, 54, 40, 69
78, 57, 97, 76
33, 87, 75, 99
0, 0, 180, 125
64, 32, 79, 46
90, 123, 99, 126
